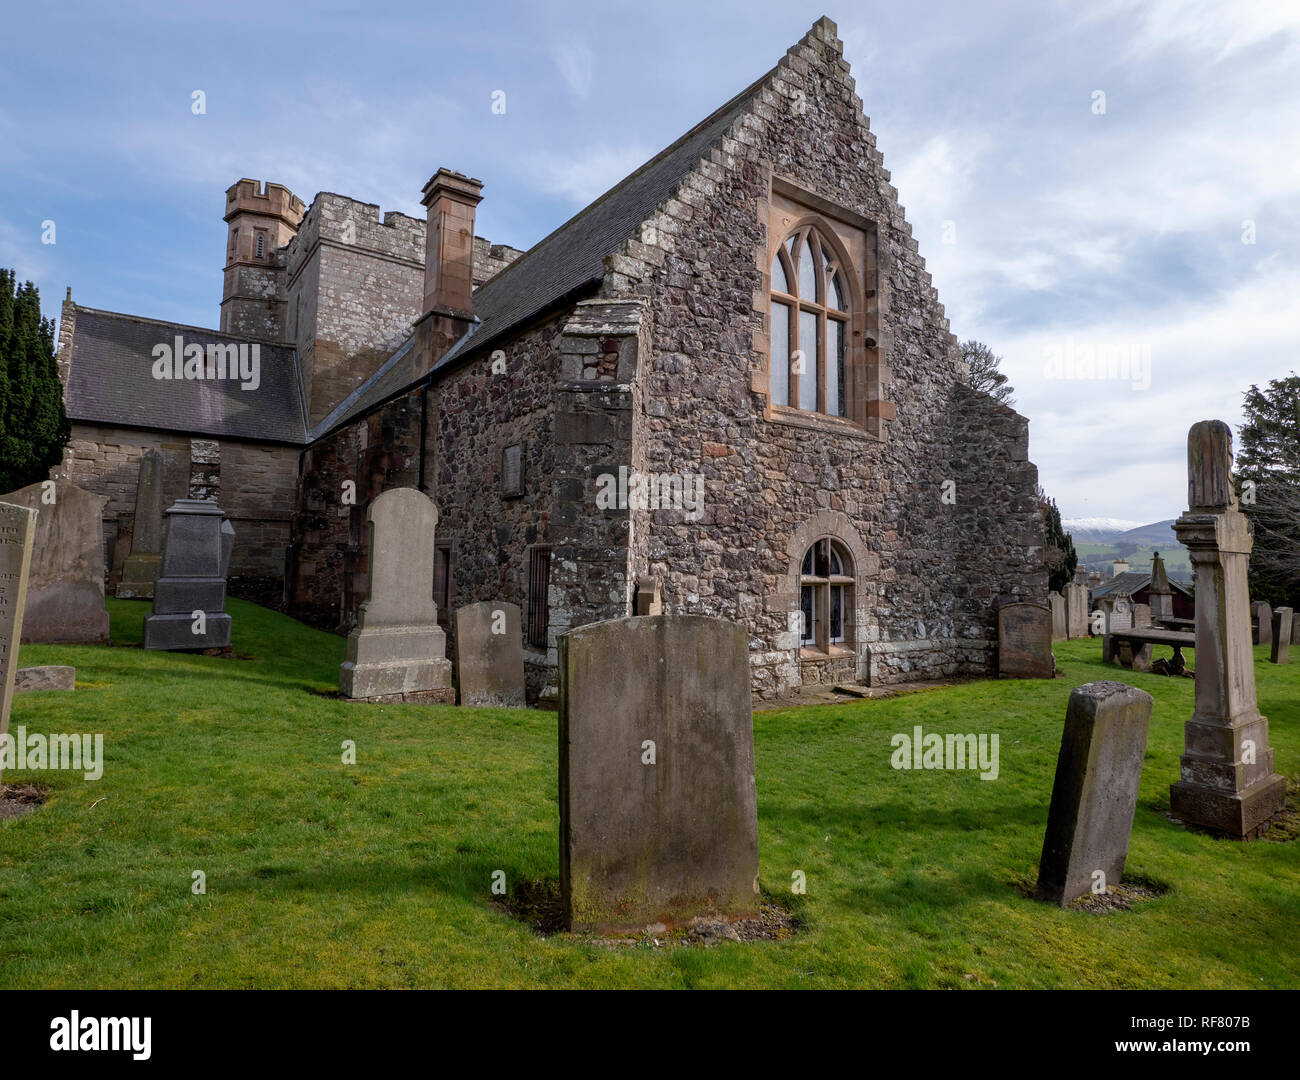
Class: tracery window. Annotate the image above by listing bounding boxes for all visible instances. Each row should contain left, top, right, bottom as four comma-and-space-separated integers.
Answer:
799, 538, 854, 653
770, 225, 850, 417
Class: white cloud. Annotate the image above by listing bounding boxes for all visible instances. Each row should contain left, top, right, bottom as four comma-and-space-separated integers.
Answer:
528, 142, 652, 206
551, 40, 595, 99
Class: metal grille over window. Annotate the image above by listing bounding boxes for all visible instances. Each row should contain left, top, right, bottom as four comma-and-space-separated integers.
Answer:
527, 545, 552, 649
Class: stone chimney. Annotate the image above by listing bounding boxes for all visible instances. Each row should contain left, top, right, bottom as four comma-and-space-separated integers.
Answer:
421, 169, 483, 319
406, 169, 485, 382
1112, 558, 1130, 577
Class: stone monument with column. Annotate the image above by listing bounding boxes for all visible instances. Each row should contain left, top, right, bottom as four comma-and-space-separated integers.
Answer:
1169, 420, 1286, 839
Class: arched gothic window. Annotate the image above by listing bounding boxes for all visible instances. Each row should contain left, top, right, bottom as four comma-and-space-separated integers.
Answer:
770, 225, 850, 417
800, 538, 854, 652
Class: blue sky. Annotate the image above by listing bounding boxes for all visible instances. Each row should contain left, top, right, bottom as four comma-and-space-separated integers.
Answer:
2, 0, 1297, 523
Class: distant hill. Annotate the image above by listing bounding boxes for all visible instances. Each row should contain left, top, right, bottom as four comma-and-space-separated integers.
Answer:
1060, 517, 1145, 542
1062, 518, 1190, 581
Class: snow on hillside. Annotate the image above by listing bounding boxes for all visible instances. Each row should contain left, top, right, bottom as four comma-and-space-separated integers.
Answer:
1062, 517, 1146, 542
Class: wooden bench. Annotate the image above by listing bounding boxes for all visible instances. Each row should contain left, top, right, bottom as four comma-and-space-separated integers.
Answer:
1105, 627, 1196, 673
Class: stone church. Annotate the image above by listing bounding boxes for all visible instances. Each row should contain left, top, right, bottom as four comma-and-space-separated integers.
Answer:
55, 17, 1046, 701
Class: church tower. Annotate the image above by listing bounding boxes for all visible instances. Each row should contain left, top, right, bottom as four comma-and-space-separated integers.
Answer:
220, 179, 304, 340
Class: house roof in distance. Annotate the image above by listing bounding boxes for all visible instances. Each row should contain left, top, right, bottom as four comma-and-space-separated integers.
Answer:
64, 307, 308, 445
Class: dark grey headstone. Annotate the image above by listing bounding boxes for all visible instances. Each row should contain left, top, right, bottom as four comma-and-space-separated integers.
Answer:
559, 614, 760, 932
144, 499, 231, 650
1270, 607, 1292, 664
1035, 681, 1153, 907
454, 601, 524, 707
997, 602, 1053, 678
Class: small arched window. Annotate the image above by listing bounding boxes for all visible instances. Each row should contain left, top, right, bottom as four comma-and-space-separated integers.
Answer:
255, 232, 266, 259
770, 225, 850, 417
799, 538, 854, 652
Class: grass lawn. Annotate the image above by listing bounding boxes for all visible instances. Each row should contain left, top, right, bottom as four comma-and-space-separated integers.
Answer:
1, 597, 1296, 989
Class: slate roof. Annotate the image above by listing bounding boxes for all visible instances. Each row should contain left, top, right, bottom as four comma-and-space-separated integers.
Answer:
65, 308, 308, 444
1091, 570, 1192, 599
70, 31, 788, 445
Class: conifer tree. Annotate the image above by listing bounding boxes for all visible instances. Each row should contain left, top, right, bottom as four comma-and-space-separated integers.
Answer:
1236, 374, 1300, 610
0, 270, 70, 492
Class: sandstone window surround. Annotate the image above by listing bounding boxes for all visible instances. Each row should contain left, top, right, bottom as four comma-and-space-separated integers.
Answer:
756, 175, 891, 438
799, 537, 855, 656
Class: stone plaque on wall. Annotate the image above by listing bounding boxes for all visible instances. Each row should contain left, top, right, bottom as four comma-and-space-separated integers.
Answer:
501, 443, 523, 498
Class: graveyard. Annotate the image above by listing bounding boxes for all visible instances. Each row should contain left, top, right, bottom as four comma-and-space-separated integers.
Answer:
1, 597, 1295, 989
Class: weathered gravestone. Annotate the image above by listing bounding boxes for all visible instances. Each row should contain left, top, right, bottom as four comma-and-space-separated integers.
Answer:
0, 480, 110, 644
1035, 681, 1154, 906
117, 449, 164, 599
558, 614, 760, 932
340, 487, 453, 703
1270, 608, 1292, 665
1251, 601, 1272, 648
453, 601, 524, 707
1111, 596, 1133, 632
1134, 603, 1152, 629
1170, 421, 1286, 838
997, 602, 1054, 678
1049, 592, 1066, 641
14, 665, 75, 693
1293, 616, 1300, 647
0, 501, 37, 786
143, 500, 232, 650
1064, 582, 1088, 639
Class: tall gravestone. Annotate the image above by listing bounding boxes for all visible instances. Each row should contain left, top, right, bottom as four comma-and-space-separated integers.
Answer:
1134, 603, 1152, 629
1049, 592, 1066, 641
1035, 681, 1154, 906
0, 480, 109, 644
340, 487, 453, 703
1169, 421, 1286, 838
0, 501, 37, 786
143, 500, 232, 650
1148, 552, 1174, 624
454, 601, 524, 707
997, 602, 1053, 678
1064, 582, 1088, 639
117, 449, 164, 599
1251, 601, 1272, 648
559, 614, 760, 932
1292, 616, 1300, 647
1270, 608, 1292, 665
